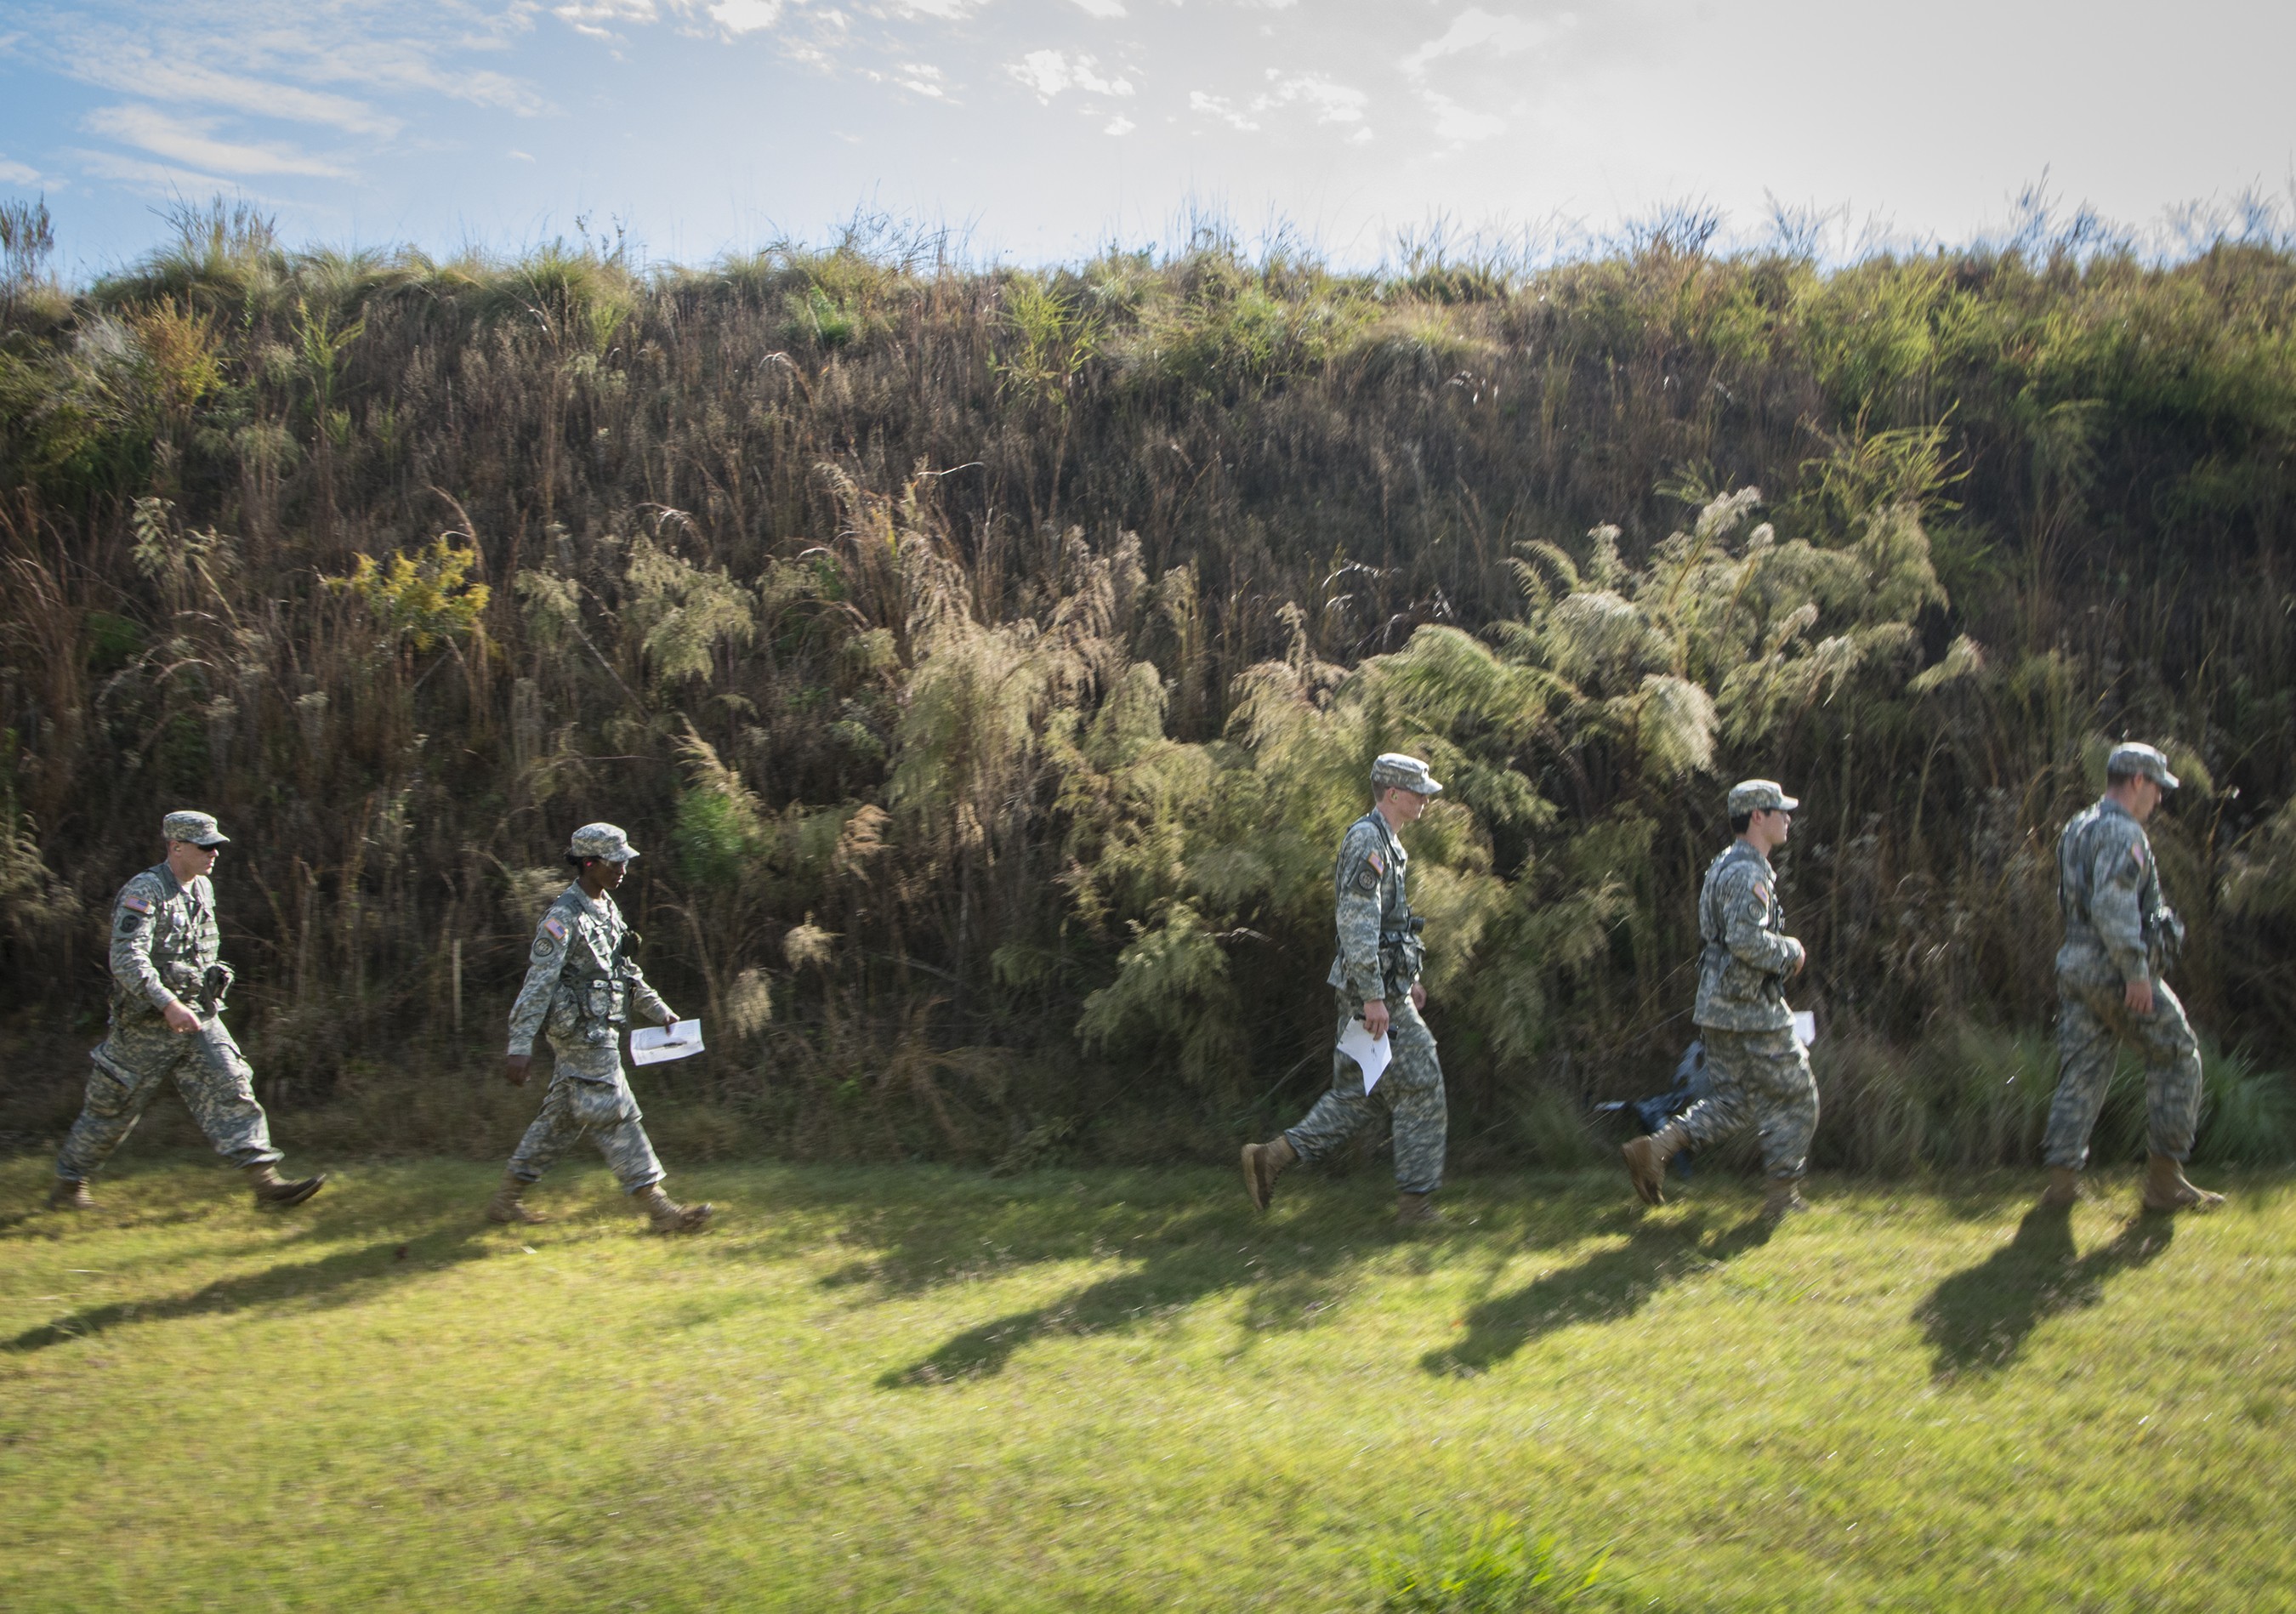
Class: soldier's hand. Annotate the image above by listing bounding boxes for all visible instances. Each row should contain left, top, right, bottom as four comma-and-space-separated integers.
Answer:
662, 1011, 679, 1027
1409, 983, 1426, 1012
2124, 977, 2156, 1015
504, 1053, 533, 1087
162, 999, 202, 1035
1362, 998, 1390, 1039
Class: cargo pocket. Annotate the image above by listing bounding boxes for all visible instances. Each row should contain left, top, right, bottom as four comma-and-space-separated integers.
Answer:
85, 1053, 139, 1118
566, 1075, 634, 1128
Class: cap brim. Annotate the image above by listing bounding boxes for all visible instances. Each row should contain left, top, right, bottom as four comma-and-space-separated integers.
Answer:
2157, 771, 2180, 791
185, 833, 230, 845
1776, 795, 1799, 811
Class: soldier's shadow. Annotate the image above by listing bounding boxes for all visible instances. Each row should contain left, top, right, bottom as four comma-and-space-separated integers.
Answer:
869, 1179, 1617, 1390
1421, 1208, 1776, 1378
1914, 1202, 2174, 1380
875, 1202, 1367, 1388
5, 1208, 494, 1353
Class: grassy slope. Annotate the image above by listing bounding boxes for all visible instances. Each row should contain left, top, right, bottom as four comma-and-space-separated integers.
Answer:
3, 1156, 2293, 1611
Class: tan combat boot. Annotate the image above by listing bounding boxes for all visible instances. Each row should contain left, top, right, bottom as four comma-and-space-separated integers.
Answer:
1622, 1121, 1688, 1206
2039, 1167, 2082, 1208
2140, 1153, 2225, 1213
639, 1184, 713, 1234
1240, 1134, 1298, 1212
1395, 1191, 1441, 1226
246, 1163, 326, 1208
1762, 1176, 1810, 1218
486, 1169, 548, 1225
48, 1177, 94, 1211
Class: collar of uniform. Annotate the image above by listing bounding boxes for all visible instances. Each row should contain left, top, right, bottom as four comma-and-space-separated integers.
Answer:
569, 883, 613, 923
2097, 795, 2135, 824
1364, 808, 1407, 861
155, 861, 207, 914
1727, 840, 1775, 876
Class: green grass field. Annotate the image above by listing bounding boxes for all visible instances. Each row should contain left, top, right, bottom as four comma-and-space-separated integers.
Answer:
4, 1154, 2294, 1611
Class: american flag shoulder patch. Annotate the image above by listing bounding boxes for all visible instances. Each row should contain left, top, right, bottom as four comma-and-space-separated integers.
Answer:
543, 915, 568, 941
1366, 851, 1384, 877
121, 893, 154, 914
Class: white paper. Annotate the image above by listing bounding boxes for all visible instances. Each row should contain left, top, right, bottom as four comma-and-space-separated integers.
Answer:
631, 1020, 704, 1065
1792, 1010, 1816, 1048
1337, 1020, 1393, 1094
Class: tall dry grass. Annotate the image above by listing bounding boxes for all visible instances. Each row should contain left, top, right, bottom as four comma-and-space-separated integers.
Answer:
3, 200, 2294, 1168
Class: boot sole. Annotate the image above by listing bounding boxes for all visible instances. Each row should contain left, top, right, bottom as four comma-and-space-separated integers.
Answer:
2142, 1192, 2225, 1213
652, 1204, 714, 1235
256, 1175, 327, 1209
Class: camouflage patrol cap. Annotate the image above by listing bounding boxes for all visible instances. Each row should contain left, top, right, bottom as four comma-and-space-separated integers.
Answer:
2107, 742, 2179, 790
1726, 779, 1799, 816
162, 810, 230, 846
1370, 753, 1444, 796
569, 821, 640, 862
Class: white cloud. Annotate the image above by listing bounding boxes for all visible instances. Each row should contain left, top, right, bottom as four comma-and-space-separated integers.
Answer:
884, 0, 981, 16
554, 0, 660, 37
72, 148, 242, 196
1400, 8, 1572, 79
708, 0, 784, 31
1069, 0, 1127, 14
1009, 48, 1134, 103
1421, 90, 1505, 143
34, 6, 551, 120
1104, 115, 1134, 135
87, 104, 350, 178
1188, 90, 1259, 132
0, 155, 48, 186
889, 61, 948, 98
1258, 71, 1366, 125
65, 50, 402, 135
509, 148, 537, 161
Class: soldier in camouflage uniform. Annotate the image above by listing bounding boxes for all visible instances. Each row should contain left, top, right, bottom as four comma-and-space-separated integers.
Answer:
1242, 753, 1450, 1226
1623, 781, 1819, 1218
489, 822, 712, 1234
2039, 742, 2222, 1213
48, 811, 325, 1213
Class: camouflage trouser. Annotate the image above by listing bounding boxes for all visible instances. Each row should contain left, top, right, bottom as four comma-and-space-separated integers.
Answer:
55, 1013, 282, 1179
1284, 988, 1447, 1195
1675, 1025, 1820, 1179
2043, 963, 2203, 1168
507, 1039, 665, 1193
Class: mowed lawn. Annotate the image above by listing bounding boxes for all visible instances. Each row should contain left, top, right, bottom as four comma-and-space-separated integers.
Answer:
3, 1156, 2295, 1611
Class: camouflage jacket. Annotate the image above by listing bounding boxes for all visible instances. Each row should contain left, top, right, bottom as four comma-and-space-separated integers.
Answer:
1692, 841, 1804, 1031
108, 861, 220, 1021
507, 883, 672, 1056
2057, 796, 2171, 983
1326, 810, 1423, 1003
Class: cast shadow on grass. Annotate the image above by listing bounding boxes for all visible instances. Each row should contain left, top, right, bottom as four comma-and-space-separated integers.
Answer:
876, 1202, 1375, 1386
1420, 1208, 1779, 1378
1914, 1202, 2174, 1380
4, 1213, 495, 1353
870, 1177, 1628, 1388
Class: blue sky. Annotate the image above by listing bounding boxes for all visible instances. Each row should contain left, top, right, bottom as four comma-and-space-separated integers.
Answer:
3, 1, 2293, 274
